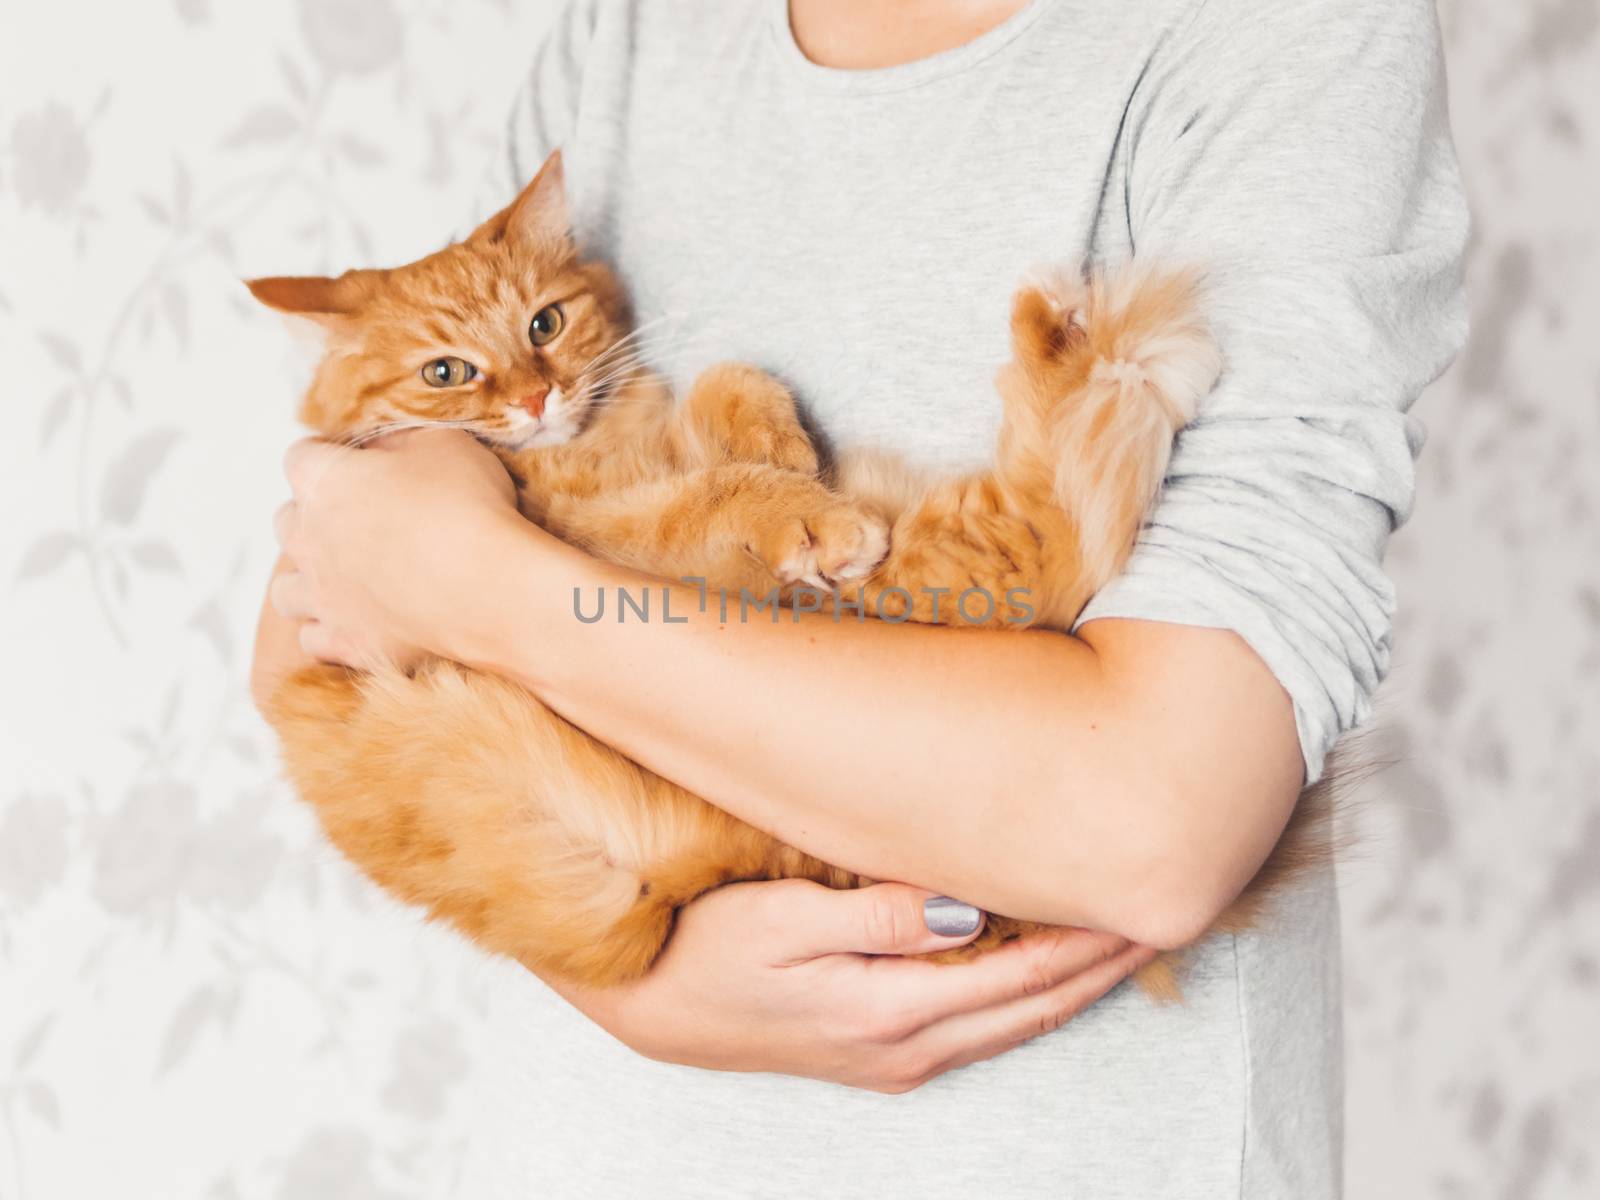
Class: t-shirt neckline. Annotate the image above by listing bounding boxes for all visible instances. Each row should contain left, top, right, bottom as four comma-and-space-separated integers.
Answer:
765, 0, 1053, 95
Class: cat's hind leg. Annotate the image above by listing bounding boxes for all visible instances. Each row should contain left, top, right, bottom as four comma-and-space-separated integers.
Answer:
994, 269, 1222, 614
266, 662, 733, 987
851, 485, 1045, 629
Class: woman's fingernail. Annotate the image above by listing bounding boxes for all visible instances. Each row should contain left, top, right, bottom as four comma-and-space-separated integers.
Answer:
923, 896, 982, 937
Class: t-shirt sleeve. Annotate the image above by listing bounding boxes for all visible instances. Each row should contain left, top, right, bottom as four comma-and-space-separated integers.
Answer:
465, 0, 598, 227
1072, 0, 1470, 782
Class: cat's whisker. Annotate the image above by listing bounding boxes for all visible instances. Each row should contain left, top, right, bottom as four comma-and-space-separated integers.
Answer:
341, 417, 482, 450
581, 351, 661, 389
585, 313, 684, 363
609, 323, 722, 355
581, 317, 723, 378
582, 347, 681, 384
582, 325, 675, 378
624, 336, 731, 367
604, 336, 723, 367
582, 357, 711, 395
582, 362, 656, 393
583, 348, 653, 375
580, 337, 728, 390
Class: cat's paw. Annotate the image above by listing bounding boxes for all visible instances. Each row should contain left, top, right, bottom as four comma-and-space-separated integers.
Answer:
1011, 274, 1090, 367
736, 422, 819, 477
688, 363, 821, 475
754, 504, 889, 591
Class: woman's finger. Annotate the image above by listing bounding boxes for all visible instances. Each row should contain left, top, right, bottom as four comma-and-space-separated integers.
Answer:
268, 570, 317, 622
297, 620, 345, 665
860, 926, 1131, 1035
766, 880, 987, 964
908, 944, 1159, 1080
283, 437, 342, 497
272, 500, 297, 551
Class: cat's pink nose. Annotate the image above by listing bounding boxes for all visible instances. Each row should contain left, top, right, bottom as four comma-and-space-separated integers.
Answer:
516, 388, 549, 417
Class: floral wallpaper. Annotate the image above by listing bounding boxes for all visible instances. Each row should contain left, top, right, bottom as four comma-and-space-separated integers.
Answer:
1, 0, 1595, 1197
1339, 1, 1600, 1195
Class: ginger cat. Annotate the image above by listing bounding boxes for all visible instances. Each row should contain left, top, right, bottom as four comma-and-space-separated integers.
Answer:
252, 151, 1331, 1000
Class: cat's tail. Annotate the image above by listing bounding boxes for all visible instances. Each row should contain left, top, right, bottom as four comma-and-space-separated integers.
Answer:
1129, 774, 1341, 1006
1138, 739, 1378, 1004
1000, 266, 1221, 597
1213, 738, 1377, 935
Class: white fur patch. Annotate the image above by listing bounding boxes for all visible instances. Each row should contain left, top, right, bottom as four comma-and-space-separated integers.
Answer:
837, 520, 890, 582
502, 385, 583, 449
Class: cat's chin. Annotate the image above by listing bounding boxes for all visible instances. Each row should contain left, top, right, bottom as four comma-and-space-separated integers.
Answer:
497, 416, 584, 451
494, 387, 593, 451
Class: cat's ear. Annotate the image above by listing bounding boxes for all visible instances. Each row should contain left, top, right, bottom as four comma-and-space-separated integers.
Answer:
244, 271, 377, 328
469, 149, 569, 248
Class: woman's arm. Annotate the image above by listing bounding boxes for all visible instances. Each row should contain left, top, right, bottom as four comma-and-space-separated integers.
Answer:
275, 430, 1302, 950
252, 553, 1159, 1092
474, 523, 1302, 950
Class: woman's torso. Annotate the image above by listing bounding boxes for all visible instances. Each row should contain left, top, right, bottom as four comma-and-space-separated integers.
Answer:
459, 3, 1345, 1196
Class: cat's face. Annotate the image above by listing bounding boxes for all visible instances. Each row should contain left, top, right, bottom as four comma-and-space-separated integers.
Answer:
247, 151, 631, 450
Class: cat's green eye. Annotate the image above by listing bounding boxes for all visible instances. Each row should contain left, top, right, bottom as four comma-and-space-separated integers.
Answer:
421, 357, 478, 388
529, 303, 565, 347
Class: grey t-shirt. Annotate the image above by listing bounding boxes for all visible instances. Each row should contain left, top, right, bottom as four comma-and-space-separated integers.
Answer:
456, 1, 1468, 1196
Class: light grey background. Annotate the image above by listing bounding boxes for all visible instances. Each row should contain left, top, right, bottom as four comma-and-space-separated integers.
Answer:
1, 1, 1595, 1196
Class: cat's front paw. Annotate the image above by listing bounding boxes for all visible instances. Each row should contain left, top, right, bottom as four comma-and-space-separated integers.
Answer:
753, 504, 890, 591
688, 363, 820, 475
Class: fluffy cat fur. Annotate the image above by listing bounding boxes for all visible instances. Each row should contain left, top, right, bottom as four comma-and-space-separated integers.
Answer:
253, 151, 1335, 1001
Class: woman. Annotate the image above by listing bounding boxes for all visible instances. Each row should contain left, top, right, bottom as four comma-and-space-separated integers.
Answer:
253, 0, 1468, 1194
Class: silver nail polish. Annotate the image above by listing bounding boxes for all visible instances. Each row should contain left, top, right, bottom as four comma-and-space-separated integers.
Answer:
923, 895, 982, 937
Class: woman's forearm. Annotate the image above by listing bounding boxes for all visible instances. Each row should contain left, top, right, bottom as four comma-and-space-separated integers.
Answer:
451, 519, 1305, 949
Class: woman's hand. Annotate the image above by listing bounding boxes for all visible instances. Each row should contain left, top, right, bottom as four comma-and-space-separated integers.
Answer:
269, 428, 523, 669
250, 554, 319, 711
550, 878, 1157, 1094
